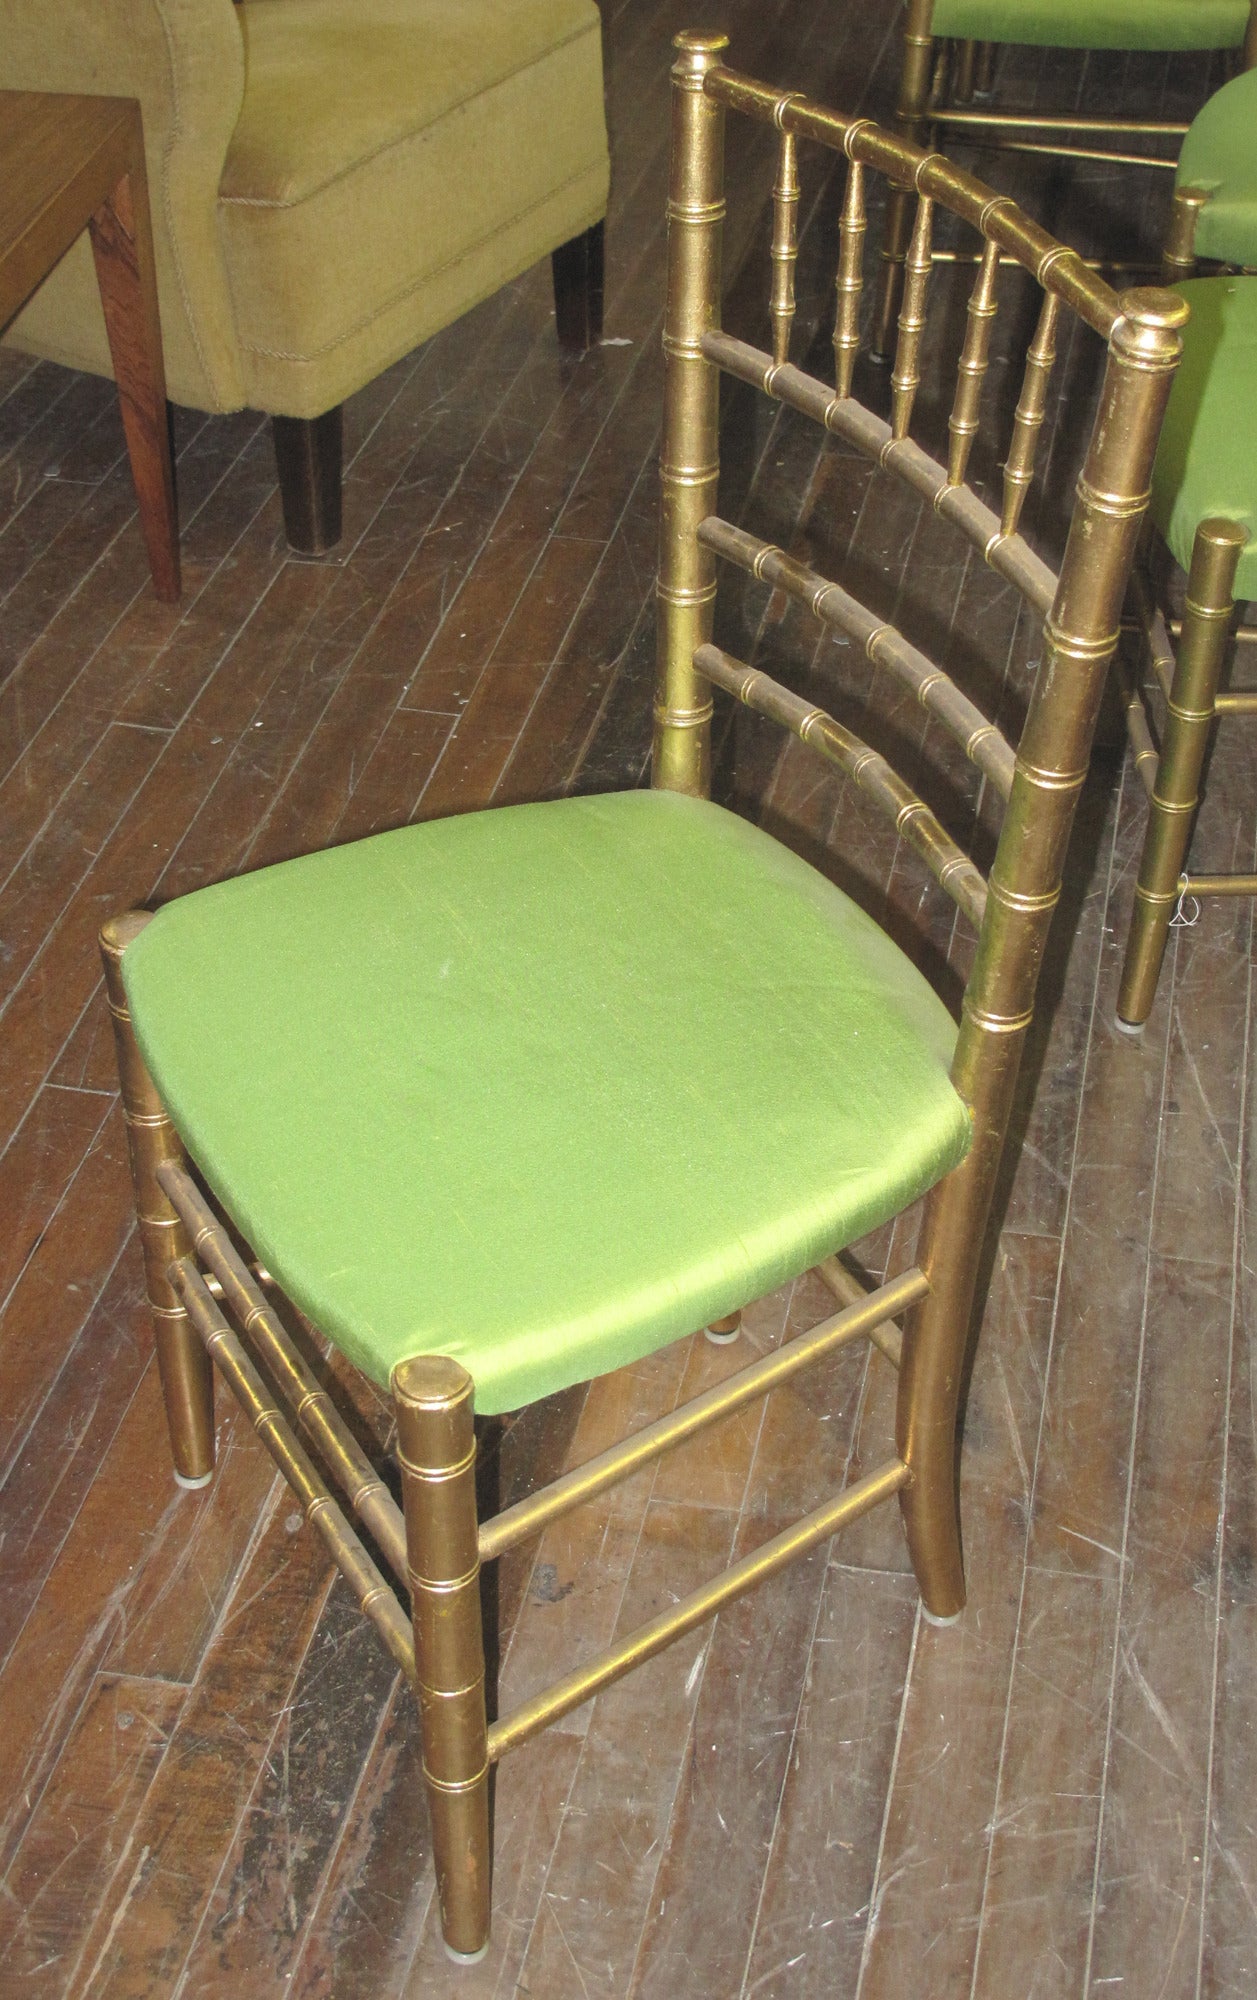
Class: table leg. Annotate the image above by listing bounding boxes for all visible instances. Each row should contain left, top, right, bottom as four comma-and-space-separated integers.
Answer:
89, 156, 180, 602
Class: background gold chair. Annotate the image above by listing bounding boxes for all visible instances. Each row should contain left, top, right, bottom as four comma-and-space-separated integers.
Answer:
98, 32, 1185, 1963
1163, 64, 1257, 276
0, 0, 609, 551
1116, 274, 1257, 1028
876, 0, 1257, 352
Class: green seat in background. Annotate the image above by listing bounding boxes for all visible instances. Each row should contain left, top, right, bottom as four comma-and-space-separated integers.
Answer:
1150, 276, 1257, 594
874, 0, 1256, 357
933, 0, 1251, 51
1167, 65, 1257, 272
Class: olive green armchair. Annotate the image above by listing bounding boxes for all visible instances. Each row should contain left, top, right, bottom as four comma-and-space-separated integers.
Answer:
0, 0, 609, 549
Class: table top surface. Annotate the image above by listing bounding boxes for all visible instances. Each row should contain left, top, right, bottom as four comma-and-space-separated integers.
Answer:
0, 89, 141, 317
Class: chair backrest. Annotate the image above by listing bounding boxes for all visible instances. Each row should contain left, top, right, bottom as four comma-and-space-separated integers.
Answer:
655, 32, 1186, 1245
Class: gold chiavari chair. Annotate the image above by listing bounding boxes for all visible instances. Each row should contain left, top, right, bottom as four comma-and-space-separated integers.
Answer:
98, 32, 1185, 1963
875, 0, 1257, 355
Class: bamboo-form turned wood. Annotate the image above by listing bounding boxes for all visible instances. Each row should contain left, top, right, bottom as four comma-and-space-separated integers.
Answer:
698, 515, 1016, 798
652, 32, 727, 798
701, 332, 1059, 621
1118, 518, 1247, 1028
100, 913, 212, 1485
171, 1256, 415, 1676
1162, 185, 1211, 281
696, 641, 990, 929
891, 193, 934, 440
948, 235, 1002, 486
158, 1159, 408, 1582
833, 151, 867, 397
1002, 289, 1061, 537
394, 1357, 491, 1964
770, 121, 801, 366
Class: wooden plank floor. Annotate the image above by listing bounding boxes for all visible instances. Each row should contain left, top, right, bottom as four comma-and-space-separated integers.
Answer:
2, 5, 1254, 1994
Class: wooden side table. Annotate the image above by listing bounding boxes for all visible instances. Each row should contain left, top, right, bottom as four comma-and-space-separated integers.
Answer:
0, 90, 180, 601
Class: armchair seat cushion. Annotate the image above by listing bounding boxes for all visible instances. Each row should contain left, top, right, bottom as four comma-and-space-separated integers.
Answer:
122, 790, 971, 1414
930, 0, 1250, 50
221, 0, 609, 416
1150, 276, 1257, 600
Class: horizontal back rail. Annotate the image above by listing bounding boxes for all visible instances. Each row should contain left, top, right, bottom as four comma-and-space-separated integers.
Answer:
702, 332, 1057, 621
699, 515, 1016, 798
659, 26, 1187, 1636
695, 641, 989, 929
708, 66, 1126, 340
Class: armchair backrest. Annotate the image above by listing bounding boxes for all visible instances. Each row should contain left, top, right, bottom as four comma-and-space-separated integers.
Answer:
0, 0, 247, 411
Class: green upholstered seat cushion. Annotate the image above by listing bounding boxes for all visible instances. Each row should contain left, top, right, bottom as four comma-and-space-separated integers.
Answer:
931, 0, 1249, 48
1150, 277, 1257, 600
122, 791, 970, 1415
1177, 69, 1257, 266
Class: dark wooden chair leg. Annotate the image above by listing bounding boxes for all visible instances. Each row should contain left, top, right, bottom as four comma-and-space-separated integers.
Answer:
551, 220, 604, 351
272, 407, 343, 553
89, 160, 180, 603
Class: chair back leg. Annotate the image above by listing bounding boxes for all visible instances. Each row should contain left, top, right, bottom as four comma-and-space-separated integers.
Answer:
100, 913, 215, 1486
1118, 518, 1247, 1028
393, 1356, 492, 1964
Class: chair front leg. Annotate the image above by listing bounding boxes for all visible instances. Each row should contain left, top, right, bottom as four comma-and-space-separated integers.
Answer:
100, 914, 215, 1486
1117, 520, 1246, 1030
393, 1355, 492, 1965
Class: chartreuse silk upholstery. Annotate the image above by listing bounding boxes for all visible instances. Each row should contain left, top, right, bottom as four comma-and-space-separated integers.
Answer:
1150, 277, 1257, 601
931, 0, 1250, 48
1176, 68, 1257, 265
121, 790, 971, 1416
1, 0, 609, 420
